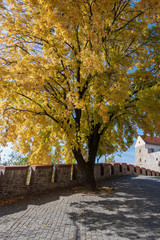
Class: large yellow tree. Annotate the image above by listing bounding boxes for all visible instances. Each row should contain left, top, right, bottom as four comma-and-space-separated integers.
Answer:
0, 0, 159, 190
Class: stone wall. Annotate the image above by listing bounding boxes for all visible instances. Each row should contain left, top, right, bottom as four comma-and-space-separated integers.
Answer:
0, 163, 160, 200
0, 166, 29, 199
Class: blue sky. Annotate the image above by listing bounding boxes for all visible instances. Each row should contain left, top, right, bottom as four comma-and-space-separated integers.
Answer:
115, 139, 136, 165
114, 129, 144, 164
0, 144, 13, 163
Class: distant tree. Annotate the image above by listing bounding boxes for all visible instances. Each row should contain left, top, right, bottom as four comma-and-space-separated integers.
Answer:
7, 151, 28, 166
0, 0, 159, 190
105, 155, 116, 163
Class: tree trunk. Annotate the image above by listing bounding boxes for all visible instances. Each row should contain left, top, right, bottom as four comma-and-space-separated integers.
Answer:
82, 163, 97, 191
72, 123, 101, 191
72, 148, 97, 191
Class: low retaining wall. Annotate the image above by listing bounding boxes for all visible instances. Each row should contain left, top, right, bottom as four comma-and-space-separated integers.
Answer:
0, 163, 160, 200
54, 164, 71, 187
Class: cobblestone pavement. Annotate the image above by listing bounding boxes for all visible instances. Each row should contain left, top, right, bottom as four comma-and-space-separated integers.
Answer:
0, 175, 160, 240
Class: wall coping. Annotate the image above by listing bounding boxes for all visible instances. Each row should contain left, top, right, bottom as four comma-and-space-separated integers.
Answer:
55, 164, 71, 168
101, 163, 111, 165
0, 163, 159, 173
115, 162, 127, 165
110, 163, 121, 165
94, 163, 104, 166
0, 165, 29, 170
31, 165, 53, 170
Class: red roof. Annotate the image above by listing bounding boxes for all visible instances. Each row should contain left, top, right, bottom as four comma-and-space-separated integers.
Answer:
141, 136, 160, 146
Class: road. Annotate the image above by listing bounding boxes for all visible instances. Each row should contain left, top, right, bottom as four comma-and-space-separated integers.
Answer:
0, 175, 160, 240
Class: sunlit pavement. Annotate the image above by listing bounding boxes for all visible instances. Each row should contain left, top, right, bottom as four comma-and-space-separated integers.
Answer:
0, 175, 160, 240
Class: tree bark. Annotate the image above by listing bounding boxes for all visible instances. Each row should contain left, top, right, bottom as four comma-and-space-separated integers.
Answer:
83, 163, 97, 191
72, 148, 97, 191
73, 125, 101, 191
72, 120, 101, 191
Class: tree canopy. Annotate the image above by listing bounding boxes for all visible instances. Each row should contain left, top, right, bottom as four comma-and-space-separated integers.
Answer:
0, 0, 160, 189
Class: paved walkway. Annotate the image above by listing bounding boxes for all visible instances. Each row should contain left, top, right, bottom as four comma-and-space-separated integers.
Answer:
0, 175, 160, 240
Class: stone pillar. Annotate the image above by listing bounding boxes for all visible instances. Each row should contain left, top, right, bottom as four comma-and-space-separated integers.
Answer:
121, 163, 127, 175
127, 164, 134, 174
111, 163, 120, 176
30, 165, 53, 192
155, 172, 160, 176
72, 164, 84, 185
103, 163, 112, 178
30, 165, 53, 186
151, 171, 156, 176
141, 168, 147, 175
54, 164, 71, 187
146, 169, 151, 176
134, 166, 141, 175
0, 166, 29, 200
94, 164, 103, 181
139, 168, 143, 175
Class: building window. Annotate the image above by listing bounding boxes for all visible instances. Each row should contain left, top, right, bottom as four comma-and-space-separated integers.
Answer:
156, 158, 158, 161
139, 158, 141, 162
148, 148, 154, 153
145, 160, 146, 162
139, 149, 141, 153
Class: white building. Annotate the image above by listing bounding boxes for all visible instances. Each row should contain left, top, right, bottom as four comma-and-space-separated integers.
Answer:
135, 136, 160, 172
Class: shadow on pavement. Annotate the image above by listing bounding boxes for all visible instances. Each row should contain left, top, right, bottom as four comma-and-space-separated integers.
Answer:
0, 188, 72, 217
0, 175, 160, 240
69, 175, 160, 240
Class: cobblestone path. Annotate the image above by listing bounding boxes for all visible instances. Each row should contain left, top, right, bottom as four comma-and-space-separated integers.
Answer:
0, 175, 160, 240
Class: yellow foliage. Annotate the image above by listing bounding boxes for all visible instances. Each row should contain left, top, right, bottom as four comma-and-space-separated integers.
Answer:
0, 0, 159, 165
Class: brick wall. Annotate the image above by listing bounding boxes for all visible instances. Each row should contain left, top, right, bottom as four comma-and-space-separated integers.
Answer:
0, 163, 160, 200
